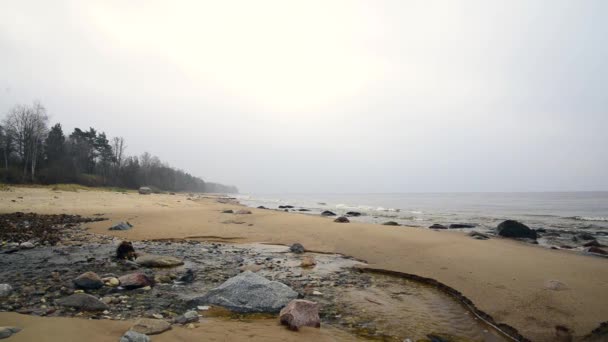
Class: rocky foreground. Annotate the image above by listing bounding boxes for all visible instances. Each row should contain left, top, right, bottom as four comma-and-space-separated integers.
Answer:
0, 212, 516, 341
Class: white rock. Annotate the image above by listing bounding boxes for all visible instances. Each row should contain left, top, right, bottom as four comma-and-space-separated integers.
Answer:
197, 306, 210, 311
0, 284, 13, 297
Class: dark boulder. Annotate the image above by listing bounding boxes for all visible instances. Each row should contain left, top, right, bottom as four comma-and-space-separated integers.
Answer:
382, 221, 400, 226
321, 211, 336, 217
221, 209, 234, 214
56, 293, 109, 311
278, 205, 294, 209
334, 216, 349, 223
586, 246, 608, 255
577, 232, 596, 241
289, 243, 305, 254
297, 208, 310, 212
346, 211, 361, 217
73, 271, 103, 290
429, 224, 447, 229
257, 206, 267, 209
449, 223, 476, 229
583, 240, 606, 248
497, 220, 537, 239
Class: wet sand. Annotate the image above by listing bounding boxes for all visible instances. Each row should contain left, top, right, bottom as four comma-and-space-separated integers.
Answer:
2, 187, 608, 341
0, 312, 356, 341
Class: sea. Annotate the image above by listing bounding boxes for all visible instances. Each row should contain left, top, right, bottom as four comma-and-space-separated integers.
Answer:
235, 192, 608, 244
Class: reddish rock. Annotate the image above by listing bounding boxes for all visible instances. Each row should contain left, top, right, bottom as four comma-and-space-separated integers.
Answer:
300, 256, 316, 268
119, 273, 153, 289
334, 216, 349, 223
587, 246, 608, 255
279, 299, 320, 331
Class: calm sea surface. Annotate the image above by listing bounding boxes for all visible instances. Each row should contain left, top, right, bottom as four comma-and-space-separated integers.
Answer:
236, 192, 608, 234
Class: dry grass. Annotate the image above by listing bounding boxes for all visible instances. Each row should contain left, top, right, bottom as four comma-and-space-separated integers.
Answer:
1, 183, 131, 193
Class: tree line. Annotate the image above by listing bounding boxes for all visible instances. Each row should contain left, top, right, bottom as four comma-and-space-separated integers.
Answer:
0, 102, 238, 193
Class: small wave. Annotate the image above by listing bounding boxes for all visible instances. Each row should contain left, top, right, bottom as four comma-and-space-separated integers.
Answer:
568, 216, 608, 222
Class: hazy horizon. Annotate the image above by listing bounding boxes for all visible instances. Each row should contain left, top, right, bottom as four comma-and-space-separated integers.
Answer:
2, 1, 607, 193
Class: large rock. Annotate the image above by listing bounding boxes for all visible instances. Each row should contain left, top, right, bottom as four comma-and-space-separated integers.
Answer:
109, 222, 133, 231
334, 216, 349, 223
279, 299, 321, 331
289, 243, 305, 254
0, 327, 21, 339
138, 187, 152, 195
382, 221, 400, 226
119, 273, 154, 289
321, 211, 336, 217
429, 224, 447, 229
189, 271, 298, 313
120, 331, 150, 342
497, 220, 537, 239
0, 284, 13, 297
449, 223, 476, 229
56, 293, 109, 311
136, 254, 184, 268
346, 211, 361, 217
130, 318, 171, 335
586, 246, 608, 255
73, 271, 103, 289
174, 310, 199, 324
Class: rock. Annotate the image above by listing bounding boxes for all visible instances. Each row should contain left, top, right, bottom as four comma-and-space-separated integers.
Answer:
0, 284, 13, 297
583, 240, 605, 247
278, 205, 294, 209
119, 273, 154, 289
577, 232, 596, 241
235, 209, 252, 215
449, 223, 476, 229
109, 222, 133, 231
56, 293, 109, 311
73, 272, 104, 289
321, 211, 336, 217
382, 221, 400, 226
178, 269, 195, 283
120, 330, 150, 342
136, 254, 184, 267
586, 246, 608, 255
346, 211, 361, 217
289, 243, 305, 254
19, 241, 35, 249
130, 318, 171, 335
104, 277, 120, 287
298, 208, 310, 212
429, 224, 447, 229
138, 187, 152, 195
468, 231, 490, 240
221, 209, 234, 213
334, 216, 349, 223
257, 206, 267, 209
117, 241, 137, 261
174, 310, 199, 324
0, 327, 21, 339
189, 271, 298, 313
497, 220, 537, 239
301, 256, 316, 267
279, 299, 321, 331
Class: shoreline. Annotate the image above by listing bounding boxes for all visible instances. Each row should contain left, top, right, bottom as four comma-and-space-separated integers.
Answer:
1, 187, 608, 341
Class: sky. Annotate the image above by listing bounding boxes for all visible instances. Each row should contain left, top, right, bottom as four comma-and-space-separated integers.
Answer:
1, 0, 607, 193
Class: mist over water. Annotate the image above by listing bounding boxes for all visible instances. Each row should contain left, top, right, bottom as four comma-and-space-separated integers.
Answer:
237, 192, 608, 233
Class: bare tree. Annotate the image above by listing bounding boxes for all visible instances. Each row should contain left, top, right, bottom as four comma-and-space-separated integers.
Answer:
112, 136, 126, 168
4, 102, 49, 181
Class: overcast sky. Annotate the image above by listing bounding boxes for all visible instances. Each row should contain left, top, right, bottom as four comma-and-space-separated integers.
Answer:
1, 1, 606, 193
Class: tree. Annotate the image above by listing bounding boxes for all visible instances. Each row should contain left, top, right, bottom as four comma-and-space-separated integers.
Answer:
45, 123, 65, 164
3, 102, 49, 181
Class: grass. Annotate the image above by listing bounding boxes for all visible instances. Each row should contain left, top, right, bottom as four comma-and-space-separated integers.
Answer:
0, 182, 133, 193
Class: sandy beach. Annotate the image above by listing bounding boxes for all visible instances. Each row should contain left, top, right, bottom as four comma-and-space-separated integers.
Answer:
1, 187, 607, 341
